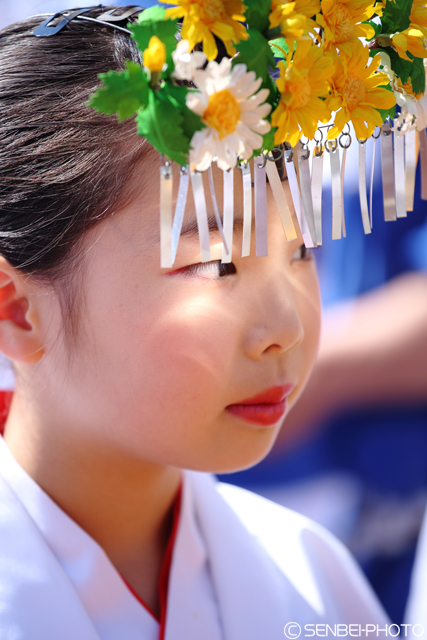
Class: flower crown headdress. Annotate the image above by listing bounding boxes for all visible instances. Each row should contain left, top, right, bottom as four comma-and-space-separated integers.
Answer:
34, 2, 427, 266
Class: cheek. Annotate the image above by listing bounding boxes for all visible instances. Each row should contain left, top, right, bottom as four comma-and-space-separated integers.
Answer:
294, 266, 321, 396
90, 294, 239, 426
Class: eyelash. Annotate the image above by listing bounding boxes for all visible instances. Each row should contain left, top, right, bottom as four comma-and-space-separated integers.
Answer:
292, 245, 313, 262
183, 261, 237, 278
178, 244, 312, 279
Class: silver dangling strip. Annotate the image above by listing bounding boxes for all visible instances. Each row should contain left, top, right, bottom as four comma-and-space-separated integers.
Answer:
286, 156, 313, 247
160, 162, 173, 268
418, 129, 427, 201
340, 146, 347, 238
393, 130, 407, 219
241, 162, 252, 257
265, 160, 297, 241
405, 128, 417, 212
311, 149, 324, 245
330, 144, 342, 240
380, 123, 397, 221
190, 171, 211, 262
222, 170, 234, 263
358, 141, 371, 234
254, 155, 268, 257
171, 166, 190, 265
369, 137, 377, 228
208, 167, 229, 255
297, 148, 317, 247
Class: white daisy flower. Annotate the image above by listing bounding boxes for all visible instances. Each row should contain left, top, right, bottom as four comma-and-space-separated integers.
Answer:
186, 57, 271, 171
172, 40, 207, 81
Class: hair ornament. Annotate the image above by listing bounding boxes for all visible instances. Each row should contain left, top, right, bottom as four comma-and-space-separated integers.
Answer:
34, 2, 427, 265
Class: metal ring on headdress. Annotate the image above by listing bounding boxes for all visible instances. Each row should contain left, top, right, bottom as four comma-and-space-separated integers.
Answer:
357, 137, 368, 145
299, 137, 310, 160
338, 123, 352, 149
266, 146, 284, 164
339, 132, 352, 149
372, 126, 381, 139
325, 139, 339, 153
313, 129, 324, 157
382, 118, 392, 137
237, 159, 249, 170
257, 153, 268, 169
314, 128, 323, 146
284, 141, 294, 163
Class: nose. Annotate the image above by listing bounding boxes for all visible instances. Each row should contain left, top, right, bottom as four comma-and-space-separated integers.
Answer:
243, 275, 305, 360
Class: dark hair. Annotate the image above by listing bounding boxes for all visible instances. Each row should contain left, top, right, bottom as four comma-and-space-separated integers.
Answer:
0, 7, 149, 338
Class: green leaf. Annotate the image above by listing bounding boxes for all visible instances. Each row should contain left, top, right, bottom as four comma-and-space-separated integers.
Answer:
129, 8, 178, 77
136, 88, 191, 165
88, 61, 149, 121
262, 127, 276, 152
244, 0, 272, 33
381, 0, 413, 35
373, 44, 425, 95
269, 37, 289, 60
137, 5, 166, 24
164, 83, 206, 140
409, 55, 426, 95
234, 28, 279, 106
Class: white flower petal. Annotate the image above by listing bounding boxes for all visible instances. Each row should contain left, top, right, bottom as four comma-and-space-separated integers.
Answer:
236, 121, 263, 148
186, 60, 273, 170
186, 92, 207, 117
224, 133, 241, 154
235, 79, 263, 101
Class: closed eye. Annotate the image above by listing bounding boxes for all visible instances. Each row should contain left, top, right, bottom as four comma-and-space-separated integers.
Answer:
175, 260, 237, 278
291, 244, 313, 262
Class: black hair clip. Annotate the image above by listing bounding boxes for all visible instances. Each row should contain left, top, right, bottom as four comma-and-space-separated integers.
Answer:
33, 5, 145, 37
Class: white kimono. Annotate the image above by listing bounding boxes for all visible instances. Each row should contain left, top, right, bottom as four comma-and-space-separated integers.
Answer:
0, 436, 389, 640
405, 504, 427, 639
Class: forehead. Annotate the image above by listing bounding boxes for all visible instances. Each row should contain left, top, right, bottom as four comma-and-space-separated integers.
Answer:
124, 147, 300, 250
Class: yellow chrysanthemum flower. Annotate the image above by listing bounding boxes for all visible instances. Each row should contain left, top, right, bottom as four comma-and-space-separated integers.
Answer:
316, 0, 377, 56
164, 0, 248, 60
391, 0, 427, 60
326, 44, 396, 140
392, 27, 427, 60
271, 39, 334, 147
143, 36, 166, 73
409, 0, 427, 37
269, 0, 320, 47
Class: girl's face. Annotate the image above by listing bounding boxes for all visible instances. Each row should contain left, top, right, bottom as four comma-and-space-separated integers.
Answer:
38, 159, 321, 474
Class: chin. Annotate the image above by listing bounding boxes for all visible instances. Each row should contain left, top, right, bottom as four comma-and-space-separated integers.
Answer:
189, 427, 280, 476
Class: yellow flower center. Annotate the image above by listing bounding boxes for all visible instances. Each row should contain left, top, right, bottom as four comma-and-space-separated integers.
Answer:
199, 0, 227, 24
203, 89, 241, 138
341, 74, 366, 111
288, 76, 311, 109
328, 4, 355, 43
143, 36, 166, 73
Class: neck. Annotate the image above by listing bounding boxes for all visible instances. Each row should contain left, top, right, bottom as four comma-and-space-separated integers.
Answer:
3, 390, 181, 616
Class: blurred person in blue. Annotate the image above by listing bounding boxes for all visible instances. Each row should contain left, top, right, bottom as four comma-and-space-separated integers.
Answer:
219, 146, 427, 625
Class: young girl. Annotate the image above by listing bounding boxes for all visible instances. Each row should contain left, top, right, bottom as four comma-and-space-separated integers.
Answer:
0, 5, 389, 639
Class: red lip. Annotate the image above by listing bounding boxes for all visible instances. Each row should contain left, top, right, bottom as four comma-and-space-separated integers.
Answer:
226, 385, 295, 427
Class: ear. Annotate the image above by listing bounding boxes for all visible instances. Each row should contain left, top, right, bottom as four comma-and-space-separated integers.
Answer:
0, 257, 44, 364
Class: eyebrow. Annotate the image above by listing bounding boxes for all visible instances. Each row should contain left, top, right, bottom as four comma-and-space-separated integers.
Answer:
180, 213, 244, 239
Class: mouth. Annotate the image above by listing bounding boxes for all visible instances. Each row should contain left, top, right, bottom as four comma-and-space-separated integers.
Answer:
226, 385, 295, 427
